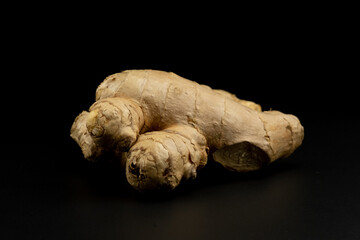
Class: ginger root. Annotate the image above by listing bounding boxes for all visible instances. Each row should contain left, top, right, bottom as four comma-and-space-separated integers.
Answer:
71, 70, 304, 191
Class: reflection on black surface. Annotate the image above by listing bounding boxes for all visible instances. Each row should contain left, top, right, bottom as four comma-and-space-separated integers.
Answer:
2, 112, 360, 239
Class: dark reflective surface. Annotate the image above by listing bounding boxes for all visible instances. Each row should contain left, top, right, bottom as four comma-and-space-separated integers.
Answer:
2, 112, 360, 240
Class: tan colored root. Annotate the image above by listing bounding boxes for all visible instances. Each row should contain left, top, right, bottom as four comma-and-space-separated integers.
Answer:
126, 125, 208, 191
71, 69, 304, 191
71, 98, 144, 162
70, 111, 102, 161
86, 98, 144, 151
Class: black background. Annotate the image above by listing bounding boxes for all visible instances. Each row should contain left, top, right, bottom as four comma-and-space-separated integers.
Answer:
2, 6, 359, 240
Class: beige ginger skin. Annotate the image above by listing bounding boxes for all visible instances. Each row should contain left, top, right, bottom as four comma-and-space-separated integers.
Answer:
71, 70, 304, 191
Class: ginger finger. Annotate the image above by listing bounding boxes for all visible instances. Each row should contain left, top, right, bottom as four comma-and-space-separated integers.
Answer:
126, 125, 208, 191
71, 97, 144, 162
70, 111, 102, 161
86, 98, 144, 151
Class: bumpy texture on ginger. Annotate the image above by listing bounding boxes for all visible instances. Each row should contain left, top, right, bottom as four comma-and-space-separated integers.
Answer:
71, 70, 304, 191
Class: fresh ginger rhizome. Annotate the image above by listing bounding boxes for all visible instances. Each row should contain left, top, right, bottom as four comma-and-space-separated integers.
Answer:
71, 70, 304, 191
